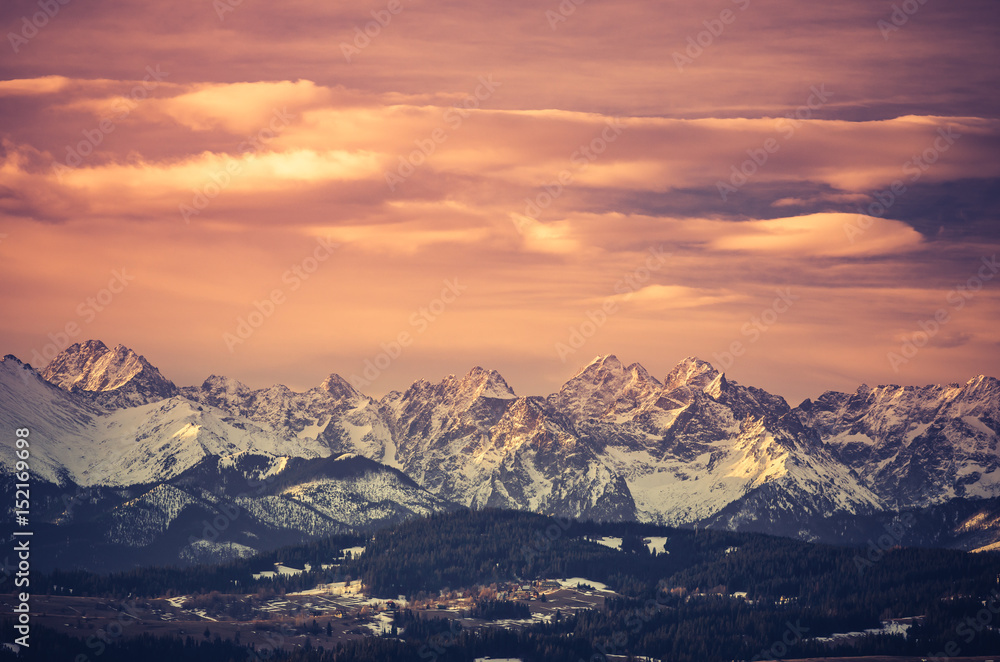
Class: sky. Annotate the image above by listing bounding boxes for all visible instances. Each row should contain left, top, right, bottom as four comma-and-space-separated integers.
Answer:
0, 0, 998, 405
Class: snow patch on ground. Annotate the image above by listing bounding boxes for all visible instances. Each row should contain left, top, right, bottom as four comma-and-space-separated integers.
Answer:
252, 563, 312, 580
644, 536, 668, 554
810, 620, 911, 643
554, 577, 612, 592
591, 536, 622, 550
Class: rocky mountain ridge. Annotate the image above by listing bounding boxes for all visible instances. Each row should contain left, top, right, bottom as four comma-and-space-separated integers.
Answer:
2, 341, 997, 568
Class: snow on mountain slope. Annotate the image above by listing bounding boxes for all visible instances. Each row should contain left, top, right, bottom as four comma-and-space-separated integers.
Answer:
183, 372, 395, 465
378, 365, 634, 519
105, 483, 201, 546
472, 396, 636, 520
278, 456, 450, 529
41, 340, 178, 407
84, 396, 330, 486
377, 355, 879, 526
6, 340, 1000, 554
380, 367, 524, 503
0, 354, 330, 487
797, 376, 1000, 508
0, 355, 103, 484
555, 356, 882, 526
548, 355, 662, 422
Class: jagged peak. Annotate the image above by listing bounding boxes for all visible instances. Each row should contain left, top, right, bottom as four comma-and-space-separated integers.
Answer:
321, 373, 363, 400
456, 366, 517, 399
703, 371, 728, 398
397, 367, 516, 404
553, 355, 661, 419
966, 374, 996, 387
0, 354, 39, 380
572, 354, 623, 378
40, 339, 174, 394
662, 356, 719, 392
77, 339, 110, 354
201, 374, 250, 392
625, 361, 654, 378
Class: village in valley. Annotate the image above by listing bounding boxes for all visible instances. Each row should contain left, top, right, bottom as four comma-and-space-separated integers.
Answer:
0, 541, 623, 654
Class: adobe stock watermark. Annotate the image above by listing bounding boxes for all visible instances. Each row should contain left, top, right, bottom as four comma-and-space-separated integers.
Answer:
521, 516, 571, 565
74, 599, 146, 662
21, 269, 135, 375
417, 619, 463, 662
714, 288, 798, 370
52, 65, 168, 181
545, 0, 586, 30
586, 591, 671, 661
750, 619, 810, 661
924, 588, 1000, 661
877, 0, 931, 40
384, 75, 500, 192
349, 278, 467, 389
7, 0, 72, 54
843, 125, 960, 243
672, 0, 751, 72
222, 237, 339, 352
180, 107, 295, 223
340, 0, 411, 62
213, 0, 245, 21
512, 117, 625, 235
853, 513, 915, 575
555, 246, 670, 362
887, 255, 997, 373
716, 85, 831, 201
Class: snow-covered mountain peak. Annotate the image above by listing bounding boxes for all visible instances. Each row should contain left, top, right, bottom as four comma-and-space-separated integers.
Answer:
573, 354, 624, 379
40, 340, 177, 407
396, 367, 516, 410
200, 374, 252, 397
662, 356, 719, 393
658, 357, 723, 406
964, 374, 998, 393
625, 361, 655, 382
321, 373, 364, 401
703, 371, 728, 399
1, 353, 69, 400
458, 366, 517, 400
551, 355, 662, 420
563, 354, 629, 388
1, 354, 31, 378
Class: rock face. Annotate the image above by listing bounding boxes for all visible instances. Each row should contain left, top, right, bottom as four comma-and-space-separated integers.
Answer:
1, 341, 999, 569
795, 376, 1000, 508
41, 340, 178, 407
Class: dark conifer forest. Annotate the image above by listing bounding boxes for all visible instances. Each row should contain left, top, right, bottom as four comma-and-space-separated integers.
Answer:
5, 509, 1000, 661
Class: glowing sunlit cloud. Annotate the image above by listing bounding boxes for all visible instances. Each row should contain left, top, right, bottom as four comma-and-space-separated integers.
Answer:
39, 149, 386, 213
710, 213, 924, 257
154, 80, 331, 133
509, 215, 583, 255
307, 224, 493, 254
604, 284, 744, 310
0, 76, 73, 96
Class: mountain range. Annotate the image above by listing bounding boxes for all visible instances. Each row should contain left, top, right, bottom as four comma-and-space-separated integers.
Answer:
2, 339, 998, 570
